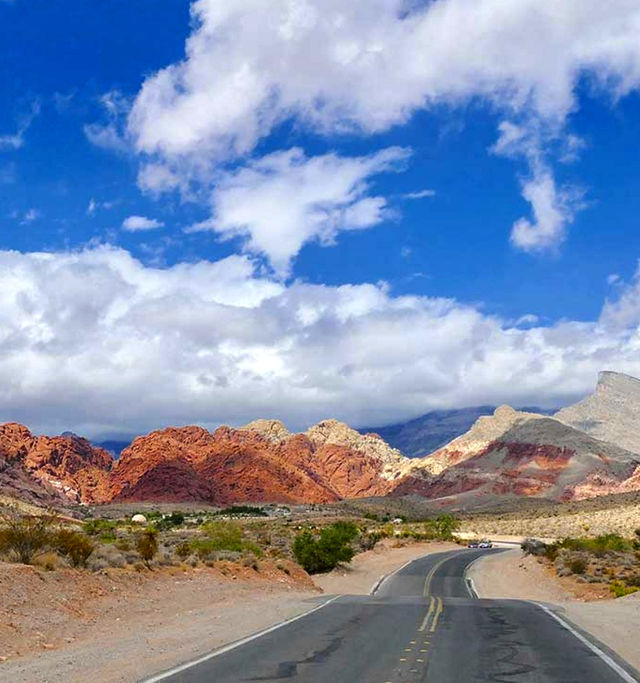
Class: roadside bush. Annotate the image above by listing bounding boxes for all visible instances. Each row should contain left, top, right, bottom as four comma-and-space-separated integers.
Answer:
0, 513, 54, 564
54, 529, 94, 567
136, 528, 158, 568
566, 556, 587, 575
292, 521, 358, 574
610, 580, 639, 598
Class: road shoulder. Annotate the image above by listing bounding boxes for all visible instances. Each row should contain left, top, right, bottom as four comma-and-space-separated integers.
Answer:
469, 549, 640, 674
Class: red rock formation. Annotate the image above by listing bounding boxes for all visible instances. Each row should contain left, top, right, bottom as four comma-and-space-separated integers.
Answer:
0, 423, 112, 504
109, 425, 393, 505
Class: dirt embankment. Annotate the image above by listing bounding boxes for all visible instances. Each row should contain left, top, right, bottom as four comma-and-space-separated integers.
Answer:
469, 550, 640, 672
0, 540, 451, 682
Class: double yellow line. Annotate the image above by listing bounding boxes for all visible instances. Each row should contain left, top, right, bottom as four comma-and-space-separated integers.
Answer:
418, 595, 443, 633
418, 554, 450, 634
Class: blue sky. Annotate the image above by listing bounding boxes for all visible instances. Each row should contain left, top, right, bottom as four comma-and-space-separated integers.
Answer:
2, 0, 640, 438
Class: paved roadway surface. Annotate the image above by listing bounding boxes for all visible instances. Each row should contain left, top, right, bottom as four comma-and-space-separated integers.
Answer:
147, 549, 639, 683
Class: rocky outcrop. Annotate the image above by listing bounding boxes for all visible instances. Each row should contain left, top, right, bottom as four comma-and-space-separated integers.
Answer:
0, 423, 113, 504
555, 371, 640, 454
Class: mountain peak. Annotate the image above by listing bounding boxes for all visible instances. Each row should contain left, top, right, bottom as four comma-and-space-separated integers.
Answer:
555, 371, 640, 454
240, 419, 291, 443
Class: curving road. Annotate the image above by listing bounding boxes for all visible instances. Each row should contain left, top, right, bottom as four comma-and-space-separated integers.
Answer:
145, 549, 639, 683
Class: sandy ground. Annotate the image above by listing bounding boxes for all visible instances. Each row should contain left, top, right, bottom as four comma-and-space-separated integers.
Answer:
0, 541, 452, 682
470, 549, 640, 672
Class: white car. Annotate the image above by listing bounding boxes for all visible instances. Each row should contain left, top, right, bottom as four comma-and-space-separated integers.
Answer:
478, 539, 493, 548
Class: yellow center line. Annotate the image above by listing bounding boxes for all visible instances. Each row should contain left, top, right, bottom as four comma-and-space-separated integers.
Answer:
429, 597, 443, 633
423, 554, 453, 596
418, 596, 435, 632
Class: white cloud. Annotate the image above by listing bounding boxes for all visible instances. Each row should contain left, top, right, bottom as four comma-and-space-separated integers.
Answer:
0, 100, 40, 150
187, 146, 409, 275
403, 189, 436, 200
129, 0, 640, 157
2, 245, 640, 438
84, 90, 130, 153
121, 215, 164, 232
20, 208, 41, 224
510, 170, 582, 252
124, 0, 640, 257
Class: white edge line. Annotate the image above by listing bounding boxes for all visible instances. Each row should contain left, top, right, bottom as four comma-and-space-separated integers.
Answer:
370, 557, 417, 595
142, 595, 341, 682
534, 602, 638, 683
462, 552, 489, 599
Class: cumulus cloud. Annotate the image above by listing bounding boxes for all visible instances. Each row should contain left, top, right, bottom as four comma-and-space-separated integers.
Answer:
2, 245, 640, 438
129, 0, 640, 160
121, 215, 164, 232
122, 0, 640, 257
187, 146, 409, 275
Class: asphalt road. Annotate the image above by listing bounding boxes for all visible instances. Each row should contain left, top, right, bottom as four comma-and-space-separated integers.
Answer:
147, 549, 639, 683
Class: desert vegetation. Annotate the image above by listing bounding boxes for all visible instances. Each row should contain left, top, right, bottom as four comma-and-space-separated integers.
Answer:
0, 503, 461, 577
522, 530, 640, 597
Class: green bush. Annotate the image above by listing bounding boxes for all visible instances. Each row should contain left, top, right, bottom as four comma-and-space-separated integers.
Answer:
610, 580, 639, 598
0, 513, 54, 564
83, 519, 117, 536
54, 529, 94, 567
423, 514, 460, 540
292, 521, 358, 574
214, 506, 268, 517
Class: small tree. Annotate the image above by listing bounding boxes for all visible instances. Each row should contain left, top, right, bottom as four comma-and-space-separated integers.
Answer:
136, 527, 158, 568
433, 514, 460, 540
0, 512, 54, 564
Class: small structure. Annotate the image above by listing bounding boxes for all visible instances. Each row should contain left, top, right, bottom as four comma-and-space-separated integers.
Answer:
131, 513, 147, 524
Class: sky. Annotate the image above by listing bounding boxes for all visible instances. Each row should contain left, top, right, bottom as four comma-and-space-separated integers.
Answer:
2, 0, 640, 439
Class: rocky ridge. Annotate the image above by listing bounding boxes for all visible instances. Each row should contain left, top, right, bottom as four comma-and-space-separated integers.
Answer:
555, 371, 640, 455
2, 371, 640, 508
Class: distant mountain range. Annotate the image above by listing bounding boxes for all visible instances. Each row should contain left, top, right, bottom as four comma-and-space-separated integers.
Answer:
1, 371, 639, 510
361, 406, 557, 458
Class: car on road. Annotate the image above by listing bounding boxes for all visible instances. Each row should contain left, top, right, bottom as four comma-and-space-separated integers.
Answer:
467, 540, 479, 548
478, 539, 493, 548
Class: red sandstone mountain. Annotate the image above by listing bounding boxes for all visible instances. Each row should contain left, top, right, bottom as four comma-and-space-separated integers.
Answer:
2, 375, 640, 509
108, 422, 397, 504
0, 423, 112, 505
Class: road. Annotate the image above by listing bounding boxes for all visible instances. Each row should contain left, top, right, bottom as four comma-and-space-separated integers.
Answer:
147, 549, 639, 683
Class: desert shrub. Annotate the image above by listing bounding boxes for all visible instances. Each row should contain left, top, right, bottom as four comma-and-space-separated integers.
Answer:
175, 541, 192, 560
34, 551, 62, 571
566, 556, 587, 575
83, 519, 117, 536
88, 544, 126, 570
136, 528, 158, 568
115, 538, 132, 552
558, 534, 631, 555
358, 530, 383, 552
0, 513, 54, 564
197, 521, 245, 552
292, 521, 358, 574
610, 580, 639, 598
54, 529, 94, 567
